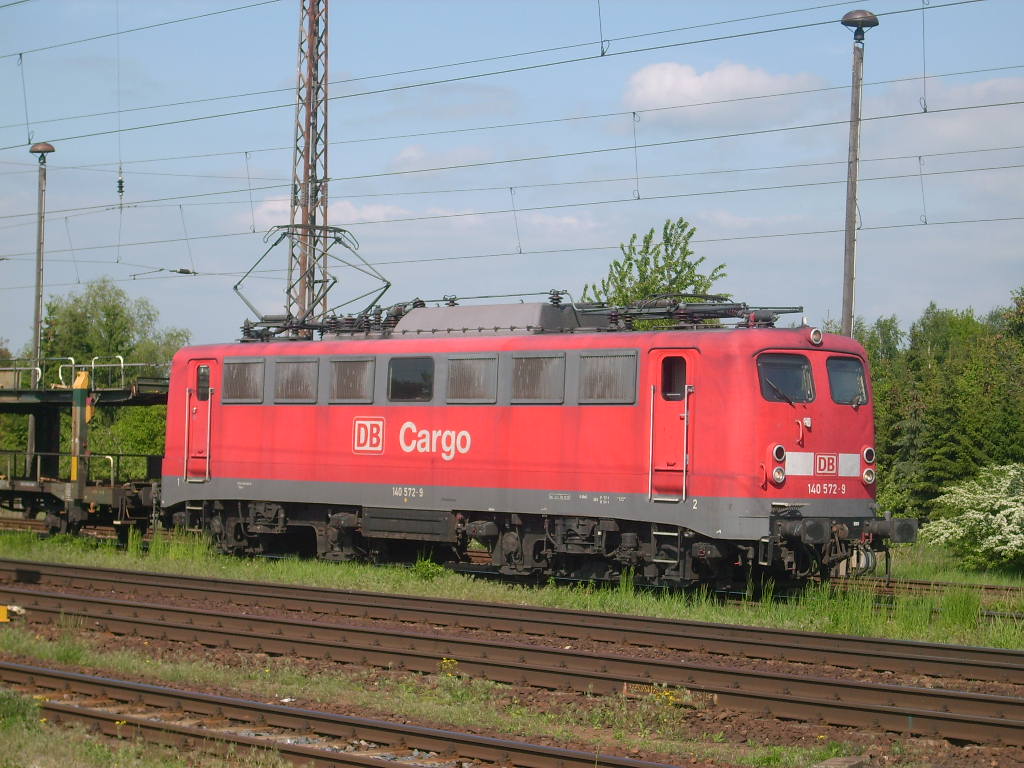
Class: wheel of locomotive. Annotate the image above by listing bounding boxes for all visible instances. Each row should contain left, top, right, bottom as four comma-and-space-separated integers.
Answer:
204, 512, 242, 555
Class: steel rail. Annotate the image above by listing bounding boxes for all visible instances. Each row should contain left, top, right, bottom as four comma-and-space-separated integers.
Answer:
0, 660, 673, 768
2, 584, 1023, 745
835, 575, 1024, 598
1, 558, 1021, 684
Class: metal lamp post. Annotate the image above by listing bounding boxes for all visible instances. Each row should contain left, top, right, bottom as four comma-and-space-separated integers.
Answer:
840, 10, 878, 337
26, 141, 54, 478
29, 141, 54, 377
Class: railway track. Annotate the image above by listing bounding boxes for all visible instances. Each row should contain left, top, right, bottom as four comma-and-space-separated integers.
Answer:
835, 574, 1024, 600
0, 660, 674, 768
0, 565, 1022, 745
0, 517, 123, 540
1, 558, 1020, 685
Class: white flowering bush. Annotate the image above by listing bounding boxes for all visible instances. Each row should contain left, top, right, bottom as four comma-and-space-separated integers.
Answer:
921, 464, 1024, 570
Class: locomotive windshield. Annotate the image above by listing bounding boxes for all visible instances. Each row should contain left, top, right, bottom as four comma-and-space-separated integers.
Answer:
826, 356, 868, 405
757, 353, 814, 403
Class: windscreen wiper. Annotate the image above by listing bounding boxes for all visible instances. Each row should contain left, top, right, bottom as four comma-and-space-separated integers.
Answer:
764, 377, 795, 406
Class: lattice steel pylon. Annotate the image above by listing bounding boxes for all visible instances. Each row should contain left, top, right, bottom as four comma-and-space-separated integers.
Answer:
287, 0, 330, 326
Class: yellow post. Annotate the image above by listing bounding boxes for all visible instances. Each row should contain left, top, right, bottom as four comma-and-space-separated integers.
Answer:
70, 370, 89, 485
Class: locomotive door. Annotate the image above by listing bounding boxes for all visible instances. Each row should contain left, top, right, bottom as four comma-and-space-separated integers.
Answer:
648, 351, 694, 502
184, 358, 216, 482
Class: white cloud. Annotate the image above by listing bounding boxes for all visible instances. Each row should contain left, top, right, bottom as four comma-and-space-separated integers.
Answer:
624, 61, 824, 129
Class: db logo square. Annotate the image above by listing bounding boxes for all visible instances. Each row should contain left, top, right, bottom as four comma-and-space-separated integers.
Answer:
815, 453, 838, 475
353, 417, 385, 454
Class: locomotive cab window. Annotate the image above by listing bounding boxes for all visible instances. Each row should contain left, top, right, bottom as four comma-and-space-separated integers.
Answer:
447, 356, 497, 403
388, 357, 434, 402
827, 356, 868, 405
274, 360, 318, 403
196, 365, 210, 402
661, 357, 686, 401
579, 351, 636, 404
222, 360, 264, 403
757, 353, 814, 403
511, 353, 564, 404
329, 358, 374, 403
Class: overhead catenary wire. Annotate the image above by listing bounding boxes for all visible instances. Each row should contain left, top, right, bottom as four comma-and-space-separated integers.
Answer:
0, 0, 283, 60
1, 160, 1019, 261
0, 0, 898, 132
1, 214, 1020, 291
0, 0, 986, 153
2, 98, 1021, 222
4, 61, 1013, 174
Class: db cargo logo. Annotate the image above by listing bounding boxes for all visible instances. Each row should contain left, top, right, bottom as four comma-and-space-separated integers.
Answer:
353, 418, 385, 454
815, 453, 839, 475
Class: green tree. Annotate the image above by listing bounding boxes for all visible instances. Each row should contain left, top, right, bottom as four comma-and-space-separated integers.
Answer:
861, 291, 1024, 520
582, 217, 726, 305
0, 340, 26, 458
36, 278, 189, 474
40, 277, 188, 380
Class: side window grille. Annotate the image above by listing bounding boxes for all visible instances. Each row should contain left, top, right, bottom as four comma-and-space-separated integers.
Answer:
275, 360, 318, 403
222, 361, 264, 403
447, 357, 497, 403
511, 354, 564, 403
330, 359, 374, 402
579, 352, 636, 404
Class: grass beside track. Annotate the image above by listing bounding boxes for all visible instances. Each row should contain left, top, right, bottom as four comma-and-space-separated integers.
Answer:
0, 685, 290, 768
0, 622, 855, 768
890, 541, 1024, 589
0, 530, 1021, 649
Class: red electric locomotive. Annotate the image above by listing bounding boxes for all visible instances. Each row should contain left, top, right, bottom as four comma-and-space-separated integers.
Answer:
161, 296, 916, 587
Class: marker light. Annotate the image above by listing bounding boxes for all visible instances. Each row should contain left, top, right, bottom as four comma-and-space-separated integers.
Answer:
863, 447, 875, 464
772, 444, 786, 462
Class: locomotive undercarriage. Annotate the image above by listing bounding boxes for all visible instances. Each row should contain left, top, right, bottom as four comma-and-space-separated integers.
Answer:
172, 500, 897, 588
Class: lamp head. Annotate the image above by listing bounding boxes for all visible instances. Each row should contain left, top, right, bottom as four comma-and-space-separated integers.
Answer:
841, 9, 879, 42
29, 142, 55, 155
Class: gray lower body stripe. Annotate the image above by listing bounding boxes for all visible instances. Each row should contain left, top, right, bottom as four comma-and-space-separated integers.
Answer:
163, 475, 876, 542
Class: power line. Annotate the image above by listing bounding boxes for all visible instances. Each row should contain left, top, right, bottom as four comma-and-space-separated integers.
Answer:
0, 0, 283, 60
2, 99, 1020, 222
10, 141, 1016, 219
14, 62, 1011, 173
2, 160, 1019, 260
14, 60, 1016, 177
0, 0, 985, 153
52, 141, 1015, 217
0, 1, 872, 130
316, 163, 1024, 230
1, 214, 1019, 291
369, 216, 1024, 267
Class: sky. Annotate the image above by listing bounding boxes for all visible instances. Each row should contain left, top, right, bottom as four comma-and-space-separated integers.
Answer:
0, 0, 1021, 353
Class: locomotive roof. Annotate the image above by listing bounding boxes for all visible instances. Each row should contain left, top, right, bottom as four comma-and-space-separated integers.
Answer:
177, 300, 867, 361
388, 303, 603, 336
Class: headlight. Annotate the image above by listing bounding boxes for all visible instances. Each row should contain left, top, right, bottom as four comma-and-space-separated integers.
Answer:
862, 468, 876, 485
772, 466, 786, 484
809, 328, 823, 346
